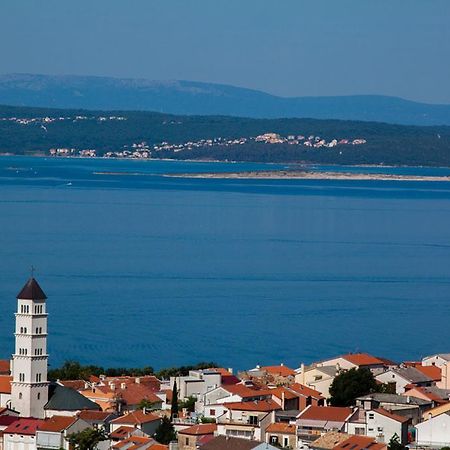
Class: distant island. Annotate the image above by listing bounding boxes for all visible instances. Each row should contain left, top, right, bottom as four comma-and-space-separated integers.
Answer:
1, 73, 450, 126
166, 170, 450, 182
1, 104, 450, 166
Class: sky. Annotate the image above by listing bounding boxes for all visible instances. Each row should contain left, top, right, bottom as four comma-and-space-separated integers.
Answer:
0, 0, 449, 103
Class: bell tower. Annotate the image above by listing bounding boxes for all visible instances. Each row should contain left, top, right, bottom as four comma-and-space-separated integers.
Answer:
10, 277, 49, 418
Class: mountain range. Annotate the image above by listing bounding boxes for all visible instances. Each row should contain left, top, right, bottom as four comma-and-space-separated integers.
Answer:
1, 73, 450, 126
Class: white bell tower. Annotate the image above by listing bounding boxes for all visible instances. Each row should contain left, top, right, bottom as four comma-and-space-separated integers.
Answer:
10, 277, 49, 418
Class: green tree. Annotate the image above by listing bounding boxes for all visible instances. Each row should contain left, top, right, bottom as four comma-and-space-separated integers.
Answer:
171, 380, 179, 419
387, 434, 406, 450
154, 416, 176, 445
138, 398, 159, 411
66, 428, 108, 450
179, 396, 196, 413
329, 367, 378, 406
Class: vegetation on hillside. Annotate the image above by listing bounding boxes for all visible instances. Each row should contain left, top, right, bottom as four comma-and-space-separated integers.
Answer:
1, 104, 450, 166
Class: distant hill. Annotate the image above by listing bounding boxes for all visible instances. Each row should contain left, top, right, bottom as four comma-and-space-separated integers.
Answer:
1, 104, 450, 166
1, 73, 450, 126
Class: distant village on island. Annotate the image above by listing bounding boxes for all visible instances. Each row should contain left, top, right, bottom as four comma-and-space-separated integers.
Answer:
1, 277, 449, 450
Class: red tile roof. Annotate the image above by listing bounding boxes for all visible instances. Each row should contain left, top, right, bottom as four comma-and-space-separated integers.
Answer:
38, 415, 77, 432
413, 365, 442, 381
178, 423, 217, 436
0, 376, 12, 394
266, 422, 296, 434
0, 360, 10, 375
261, 365, 296, 377
111, 410, 161, 425
4, 418, 44, 435
110, 426, 135, 440
334, 435, 386, 450
288, 383, 324, 399
60, 380, 86, 391
298, 406, 353, 422
223, 399, 281, 412
342, 353, 385, 367
222, 384, 270, 399
113, 436, 153, 449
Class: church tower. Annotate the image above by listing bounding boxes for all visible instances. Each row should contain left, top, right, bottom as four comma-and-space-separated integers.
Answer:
10, 278, 49, 418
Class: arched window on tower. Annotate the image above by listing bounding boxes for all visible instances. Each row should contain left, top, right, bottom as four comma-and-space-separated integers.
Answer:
37, 393, 40, 400
19, 393, 22, 399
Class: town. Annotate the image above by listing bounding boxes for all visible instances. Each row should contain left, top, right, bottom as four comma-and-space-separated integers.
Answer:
48, 133, 367, 159
0, 277, 448, 450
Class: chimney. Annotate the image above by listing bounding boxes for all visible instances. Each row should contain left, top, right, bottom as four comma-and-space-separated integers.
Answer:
228, 368, 233, 375
280, 363, 284, 366
301, 363, 305, 385
406, 396, 410, 404
121, 382, 126, 390
281, 391, 285, 410
135, 377, 141, 384
110, 383, 116, 391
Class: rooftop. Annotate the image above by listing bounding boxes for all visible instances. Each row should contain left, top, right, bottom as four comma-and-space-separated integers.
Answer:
298, 406, 353, 422
17, 277, 47, 300
178, 423, 217, 435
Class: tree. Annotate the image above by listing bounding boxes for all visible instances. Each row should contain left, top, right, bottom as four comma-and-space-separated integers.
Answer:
171, 380, 179, 419
329, 367, 378, 406
154, 416, 176, 445
179, 396, 196, 413
138, 398, 158, 411
387, 434, 406, 450
66, 428, 108, 450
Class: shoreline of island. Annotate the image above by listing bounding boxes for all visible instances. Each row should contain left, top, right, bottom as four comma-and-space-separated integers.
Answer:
164, 170, 450, 182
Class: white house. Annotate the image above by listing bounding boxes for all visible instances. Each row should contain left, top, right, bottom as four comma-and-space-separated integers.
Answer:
36, 415, 91, 450
3, 418, 43, 450
422, 353, 450, 368
347, 408, 408, 444
170, 370, 222, 400
415, 411, 450, 447
375, 367, 433, 394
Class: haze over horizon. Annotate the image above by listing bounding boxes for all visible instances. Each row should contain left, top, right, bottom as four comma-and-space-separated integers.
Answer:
1, 0, 449, 104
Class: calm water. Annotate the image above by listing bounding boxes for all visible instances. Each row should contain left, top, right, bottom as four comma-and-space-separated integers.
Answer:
1, 156, 450, 371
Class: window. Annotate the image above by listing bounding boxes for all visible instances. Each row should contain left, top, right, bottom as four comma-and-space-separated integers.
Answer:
36, 327, 39, 334
368, 413, 374, 419
248, 415, 258, 426
210, 409, 215, 416
270, 436, 279, 444
185, 438, 189, 445
37, 393, 40, 400
377, 427, 383, 432
284, 437, 289, 447
19, 393, 22, 399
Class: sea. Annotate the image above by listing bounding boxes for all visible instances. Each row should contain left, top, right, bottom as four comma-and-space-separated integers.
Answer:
1, 156, 450, 372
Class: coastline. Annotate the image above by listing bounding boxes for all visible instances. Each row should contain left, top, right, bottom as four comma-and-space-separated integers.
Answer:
165, 170, 450, 182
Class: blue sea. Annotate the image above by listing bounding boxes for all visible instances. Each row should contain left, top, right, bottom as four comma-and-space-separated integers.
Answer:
1, 156, 450, 371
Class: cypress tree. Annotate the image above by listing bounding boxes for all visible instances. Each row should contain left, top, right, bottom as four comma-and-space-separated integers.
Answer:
170, 379, 179, 419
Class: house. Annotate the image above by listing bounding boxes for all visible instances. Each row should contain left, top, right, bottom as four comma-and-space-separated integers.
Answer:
241, 364, 296, 386
199, 384, 272, 418
333, 435, 387, 450
201, 435, 279, 450
3, 418, 44, 450
216, 399, 281, 441
76, 410, 117, 431
36, 415, 91, 450
44, 384, 101, 417
355, 393, 432, 425
177, 423, 217, 450
112, 435, 166, 450
415, 411, 450, 447
347, 408, 408, 445
110, 410, 161, 436
402, 385, 450, 405
422, 353, 450, 368
110, 425, 147, 443
296, 406, 354, 442
294, 366, 338, 398
310, 431, 351, 449
419, 401, 450, 420
79, 377, 163, 412
315, 354, 387, 374
170, 370, 222, 401
375, 367, 433, 394
265, 422, 297, 449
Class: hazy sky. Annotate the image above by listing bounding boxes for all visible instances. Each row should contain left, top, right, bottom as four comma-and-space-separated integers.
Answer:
1, 0, 449, 103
